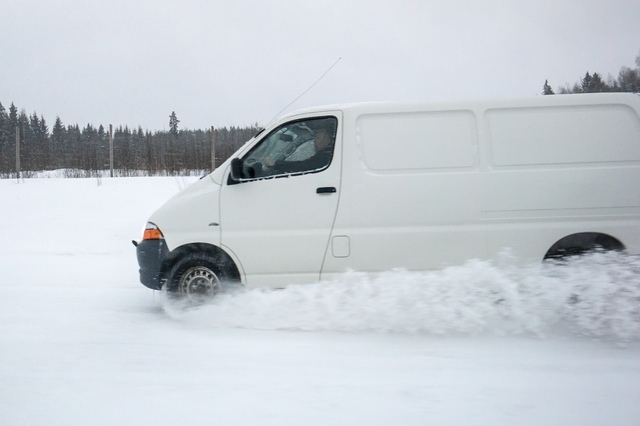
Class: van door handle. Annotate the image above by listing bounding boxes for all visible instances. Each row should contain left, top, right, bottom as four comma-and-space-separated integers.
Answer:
316, 187, 337, 194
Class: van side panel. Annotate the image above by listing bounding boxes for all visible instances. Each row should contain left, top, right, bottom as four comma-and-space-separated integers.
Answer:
487, 104, 640, 166
322, 94, 640, 277
482, 99, 640, 259
324, 108, 487, 274
358, 110, 477, 170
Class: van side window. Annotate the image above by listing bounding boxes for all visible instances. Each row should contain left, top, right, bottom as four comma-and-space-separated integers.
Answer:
239, 117, 337, 179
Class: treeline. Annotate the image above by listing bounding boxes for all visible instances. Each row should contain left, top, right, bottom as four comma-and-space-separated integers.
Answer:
0, 104, 260, 178
543, 50, 640, 95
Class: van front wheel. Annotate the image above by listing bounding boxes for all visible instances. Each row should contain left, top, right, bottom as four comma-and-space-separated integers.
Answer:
165, 253, 226, 303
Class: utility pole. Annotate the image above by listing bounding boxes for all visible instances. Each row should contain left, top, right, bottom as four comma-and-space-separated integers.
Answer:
109, 124, 114, 177
210, 126, 216, 172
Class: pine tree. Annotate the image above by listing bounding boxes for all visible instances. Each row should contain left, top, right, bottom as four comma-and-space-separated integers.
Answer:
168, 112, 180, 173
66, 124, 82, 169
29, 112, 50, 169
17, 110, 32, 171
7, 104, 19, 175
41, 116, 50, 168
0, 102, 7, 172
581, 72, 593, 93
590, 72, 606, 92
0, 102, 7, 142
169, 111, 179, 136
543, 80, 555, 95
51, 117, 66, 169
0, 102, 6, 131
82, 124, 98, 171
9, 103, 18, 130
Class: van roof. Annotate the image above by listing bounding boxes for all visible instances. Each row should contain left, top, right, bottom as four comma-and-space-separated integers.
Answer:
280, 93, 640, 119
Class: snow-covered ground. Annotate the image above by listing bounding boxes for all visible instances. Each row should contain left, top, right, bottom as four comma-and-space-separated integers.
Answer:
1, 176, 639, 425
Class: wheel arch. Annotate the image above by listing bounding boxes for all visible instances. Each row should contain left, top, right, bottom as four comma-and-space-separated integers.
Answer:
159, 243, 241, 285
543, 232, 625, 260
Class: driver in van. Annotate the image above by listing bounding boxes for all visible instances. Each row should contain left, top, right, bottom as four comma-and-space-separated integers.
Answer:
264, 123, 335, 173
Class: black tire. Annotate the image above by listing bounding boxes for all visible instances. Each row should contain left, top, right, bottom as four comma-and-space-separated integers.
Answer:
165, 252, 232, 303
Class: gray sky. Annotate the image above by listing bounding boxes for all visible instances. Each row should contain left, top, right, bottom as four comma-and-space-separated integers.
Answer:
2, 0, 639, 131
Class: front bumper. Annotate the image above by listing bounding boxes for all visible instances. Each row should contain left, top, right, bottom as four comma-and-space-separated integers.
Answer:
135, 239, 169, 290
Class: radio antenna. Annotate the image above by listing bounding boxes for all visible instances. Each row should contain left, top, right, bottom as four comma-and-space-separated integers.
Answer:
269, 57, 342, 124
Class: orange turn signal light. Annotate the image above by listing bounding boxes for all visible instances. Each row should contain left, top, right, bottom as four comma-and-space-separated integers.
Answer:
142, 223, 164, 240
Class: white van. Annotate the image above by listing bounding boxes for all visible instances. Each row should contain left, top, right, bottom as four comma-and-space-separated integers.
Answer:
134, 93, 640, 299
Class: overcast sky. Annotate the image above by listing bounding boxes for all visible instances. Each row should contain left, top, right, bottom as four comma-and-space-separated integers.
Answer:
2, 0, 639, 131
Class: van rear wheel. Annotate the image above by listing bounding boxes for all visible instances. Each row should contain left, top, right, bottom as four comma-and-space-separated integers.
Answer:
544, 232, 624, 261
165, 253, 226, 303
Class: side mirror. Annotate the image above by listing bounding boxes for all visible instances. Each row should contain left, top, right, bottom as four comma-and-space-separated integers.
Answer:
229, 158, 243, 184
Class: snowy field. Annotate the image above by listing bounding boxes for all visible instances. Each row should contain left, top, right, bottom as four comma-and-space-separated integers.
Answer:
1, 176, 640, 425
